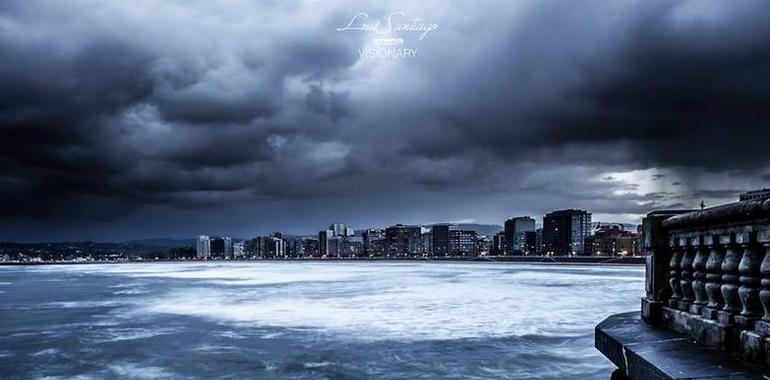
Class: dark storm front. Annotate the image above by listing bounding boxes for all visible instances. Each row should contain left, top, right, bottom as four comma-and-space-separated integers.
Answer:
0, 262, 643, 379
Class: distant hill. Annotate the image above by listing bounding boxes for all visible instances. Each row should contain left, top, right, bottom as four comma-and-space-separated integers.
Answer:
592, 222, 639, 230
452, 223, 503, 236
122, 238, 195, 249
426, 223, 502, 237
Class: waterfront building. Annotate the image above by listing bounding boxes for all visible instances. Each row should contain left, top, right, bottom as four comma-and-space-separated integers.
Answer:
475, 234, 492, 256
301, 237, 319, 257
588, 224, 639, 256
263, 235, 285, 258
349, 236, 364, 257
244, 237, 261, 257
233, 241, 245, 258
431, 224, 450, 256
492, 232, 505, 255
328, 223, 354, 237
196, 235, 210, 258
535, 228, 543, 255
285, 237, 303, 257
319, 224, 360, 257
363, 229, 386, 257
209, 236, 232, 257
449, 229, 477, 256
384, 224, 422, 257
319, 224, 356, 257
421, 230, 432, 256
504, 216, 536, 255
542, 209, 592, 256
319, 229, 333, 256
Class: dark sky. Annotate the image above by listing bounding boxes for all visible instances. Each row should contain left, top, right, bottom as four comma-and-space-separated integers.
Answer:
2, 0, 770, 241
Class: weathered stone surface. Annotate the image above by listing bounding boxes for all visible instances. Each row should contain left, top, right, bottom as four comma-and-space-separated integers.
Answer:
739, 330, 764, 363
642, 297, 664, 326
596, 312, 769, 379
661, 199, 770, 230
662, 306, 733, 351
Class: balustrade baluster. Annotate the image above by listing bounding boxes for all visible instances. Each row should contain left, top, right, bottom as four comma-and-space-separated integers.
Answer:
737, 232, 761, 327
755, 231, 770, 335
691, 236, 708, 315
668, 238, 682, 308
703, 236, 725, 320
679, 237, 695, 311
719, 234, 743, 325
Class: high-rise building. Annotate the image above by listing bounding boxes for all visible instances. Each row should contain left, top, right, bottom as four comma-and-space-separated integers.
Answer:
449, 229, 477, 256
285, 237, 303, 257
504, 216, 536, 255
209, 236, 232, 257
319, 229, 333, 256
492, 232, 505, 255
542, 209, 592, 256
349, 236, 364, 257
535, 228, 543, 255
590, 224, 640, 256
233, 241, 245, 257
327, 235, 345, 257
263, 236, 285, 257
431, 224, 450, 257
321, 224, 359, 257
523, 231, 537, 255
328, 224, 354, 237
363, 229, 386, 257
384, 224, 422, 257
302, 237, 320, 257
421, 230, 432, 255
475, 234, 492, 256
319, 224, 359, 257
196, 235, 210, 258
245, 237, 262, 257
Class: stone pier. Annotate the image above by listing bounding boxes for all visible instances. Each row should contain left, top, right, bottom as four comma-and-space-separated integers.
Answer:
596, 197, 770, 379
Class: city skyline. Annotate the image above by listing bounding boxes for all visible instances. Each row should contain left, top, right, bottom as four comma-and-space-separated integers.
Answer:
187, 210, 642, 260
2, 1, 770, 241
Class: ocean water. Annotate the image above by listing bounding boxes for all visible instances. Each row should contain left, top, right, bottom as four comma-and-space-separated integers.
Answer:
0, 262, 644, 379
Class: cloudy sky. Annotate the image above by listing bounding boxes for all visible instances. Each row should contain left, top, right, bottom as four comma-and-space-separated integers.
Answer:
1, 0, 769, 241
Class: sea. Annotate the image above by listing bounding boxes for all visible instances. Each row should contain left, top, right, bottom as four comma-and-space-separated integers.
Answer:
0, 262, 644, 379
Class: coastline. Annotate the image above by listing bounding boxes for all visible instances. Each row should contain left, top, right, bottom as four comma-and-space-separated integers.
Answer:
0, 256, 645, 266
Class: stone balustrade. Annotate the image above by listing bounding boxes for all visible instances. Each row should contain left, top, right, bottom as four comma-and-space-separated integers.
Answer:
641, 198, 770, 364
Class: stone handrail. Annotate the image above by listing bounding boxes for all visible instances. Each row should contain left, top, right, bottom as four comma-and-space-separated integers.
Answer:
642, 199, 770, 363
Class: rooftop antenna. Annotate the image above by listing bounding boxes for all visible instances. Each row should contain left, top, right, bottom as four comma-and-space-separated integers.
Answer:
700, 199, 706, 210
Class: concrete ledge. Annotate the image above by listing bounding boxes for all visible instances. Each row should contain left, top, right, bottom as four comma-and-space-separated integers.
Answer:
596, 312, 769, 379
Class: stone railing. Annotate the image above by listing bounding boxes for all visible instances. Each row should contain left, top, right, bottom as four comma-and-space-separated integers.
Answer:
642, 199, 770, 363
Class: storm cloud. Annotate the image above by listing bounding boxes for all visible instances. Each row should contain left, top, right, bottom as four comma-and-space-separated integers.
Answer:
1, 0, 769, 241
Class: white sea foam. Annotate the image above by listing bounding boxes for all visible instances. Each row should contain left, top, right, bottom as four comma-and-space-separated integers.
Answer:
42, 300, 127, 309
90, 327, 181, 343
36, 375, 96, 380
119, 262, 645, 341
33, 262, 643, 341
107, 362, 175, 379
193, 344, 235, 353
31, 348, 59, 357
304, 361, 333, 369
214, 330, 247, 339
113, 289, 150, 295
